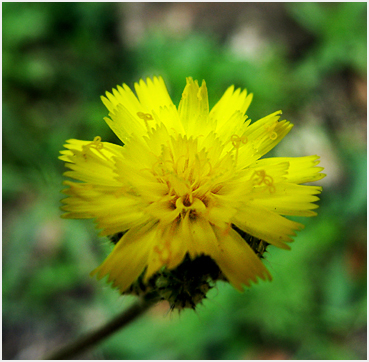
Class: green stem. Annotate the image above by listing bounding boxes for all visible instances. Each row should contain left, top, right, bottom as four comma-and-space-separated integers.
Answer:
44, 298, 155, 360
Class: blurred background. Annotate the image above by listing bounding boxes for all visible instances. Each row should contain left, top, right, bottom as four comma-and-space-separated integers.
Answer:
2, 2, 367, 359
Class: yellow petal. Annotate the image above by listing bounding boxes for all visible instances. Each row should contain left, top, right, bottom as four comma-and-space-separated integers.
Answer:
178, 77, 209, 136
237, 113, 294, 169
61, 180, 150, 235
59, 138, 122, 186
144, 221, 188, 281
102, 77, 176, 143
209, 85, 253, 142
248, 182, 322, 217
91, 222, 157, 293
134, 76, 174, 115
232, 204, 304, 249
211, 226, 271, 291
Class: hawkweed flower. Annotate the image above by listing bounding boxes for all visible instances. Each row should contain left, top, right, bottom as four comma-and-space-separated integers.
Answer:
60, 77, 325, 309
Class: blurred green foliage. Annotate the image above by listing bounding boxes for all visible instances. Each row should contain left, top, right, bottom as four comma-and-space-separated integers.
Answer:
289, 2, 366, 75
3, 2, 366, 360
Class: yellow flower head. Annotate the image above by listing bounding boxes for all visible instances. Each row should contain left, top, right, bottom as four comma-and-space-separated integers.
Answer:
60, 77, 325, 308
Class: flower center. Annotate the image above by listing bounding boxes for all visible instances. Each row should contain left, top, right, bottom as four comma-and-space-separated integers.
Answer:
146, 135, 233, 223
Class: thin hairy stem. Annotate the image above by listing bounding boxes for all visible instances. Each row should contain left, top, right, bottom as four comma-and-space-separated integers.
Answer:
44, 298, 155, 360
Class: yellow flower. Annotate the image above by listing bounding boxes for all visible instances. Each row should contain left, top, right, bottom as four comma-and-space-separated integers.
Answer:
60, 76, 325, 298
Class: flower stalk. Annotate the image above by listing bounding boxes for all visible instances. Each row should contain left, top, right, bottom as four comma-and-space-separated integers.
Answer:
44, 298, 155, 360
